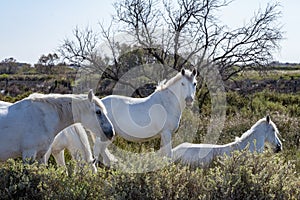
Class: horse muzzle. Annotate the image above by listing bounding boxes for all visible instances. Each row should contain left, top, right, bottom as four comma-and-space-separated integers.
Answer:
105, 128, 115, 140
274, 144, 282, 153
185, 96, 194, 107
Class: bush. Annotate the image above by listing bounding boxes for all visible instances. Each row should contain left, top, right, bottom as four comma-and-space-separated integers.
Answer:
0, 151, 299, 200
203, 151, 299, 199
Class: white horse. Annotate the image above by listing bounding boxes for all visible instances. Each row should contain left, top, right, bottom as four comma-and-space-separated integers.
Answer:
0, 90, 115, 163
98, 68, 198, 158
43, 123, 97, 173
1, 102, 96, 167
0, 100, 116, 168
172, 116, 283, 167
43, 122, 117, 169
0, 100, 114, 170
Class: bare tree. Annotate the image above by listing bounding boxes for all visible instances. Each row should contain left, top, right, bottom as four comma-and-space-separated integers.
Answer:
113, 0, 283, 80
59, 27, 99, 66
58, 26, 124, 91
58, 0, 283, 96
58, 26, 157, 96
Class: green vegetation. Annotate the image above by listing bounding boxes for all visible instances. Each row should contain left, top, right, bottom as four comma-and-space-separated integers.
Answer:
0, 150, 299, 199
0, 66, 299, 199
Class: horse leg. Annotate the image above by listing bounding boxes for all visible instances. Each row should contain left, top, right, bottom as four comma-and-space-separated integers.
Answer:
103, 148, 118, 164
94, 137, 117, 166
41, 145, 53, 165
138, 142, 143, 153
89, 159, 98, 174
160, 130, 172, 158
93, 137, 101, 162
52, 150, 66, 167
22, 149, 37, 164
38, 155, 47, 165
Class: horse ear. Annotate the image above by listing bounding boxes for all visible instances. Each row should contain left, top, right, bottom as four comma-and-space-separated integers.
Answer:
192, 68, 198, 77
88, 89, 94, 102
181, 68, 185, 76
266, 115, 270, 124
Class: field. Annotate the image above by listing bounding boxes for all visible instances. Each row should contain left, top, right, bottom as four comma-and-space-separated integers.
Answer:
0, 66, 299, 199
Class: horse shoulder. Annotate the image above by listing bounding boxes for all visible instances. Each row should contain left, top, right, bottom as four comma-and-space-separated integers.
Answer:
155, 91, 182, 131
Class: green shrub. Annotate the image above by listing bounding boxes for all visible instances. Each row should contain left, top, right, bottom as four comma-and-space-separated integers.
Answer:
203, 151, 300, 199
0, 151, 299, 200
0, 159, 43, 199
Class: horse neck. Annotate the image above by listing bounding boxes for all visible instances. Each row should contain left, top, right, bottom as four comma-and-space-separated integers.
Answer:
53, 100, 88, 136
162, 82, 186, 112
235, 128, 265, 152
222, 141, 240, 153
155, 87, 184, 117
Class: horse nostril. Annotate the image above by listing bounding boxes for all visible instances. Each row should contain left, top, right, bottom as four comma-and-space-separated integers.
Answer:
275, 145, 282, 153
185, 97, 193, 105
107, 129, 115, 140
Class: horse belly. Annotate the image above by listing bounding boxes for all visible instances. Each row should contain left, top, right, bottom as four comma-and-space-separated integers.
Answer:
0, 132, 21, 161
112, 123, 160, 142
120, 110, 162, 140
23, 133, 52, 153
105, 102, 166, 141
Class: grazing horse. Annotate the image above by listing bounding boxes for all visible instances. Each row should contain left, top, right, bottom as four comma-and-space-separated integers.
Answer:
43, 123, 117, 169
97, 68, 198, 158
0, 90, 115, 163
43, 123, 97, 173
172, 116, 282, 167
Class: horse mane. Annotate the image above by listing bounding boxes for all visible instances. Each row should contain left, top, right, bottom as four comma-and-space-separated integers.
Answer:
155, 70, 194, 91
155, 72, 182, 91
27, 93, 89, 120
235, 118, 271, 142
28, 93, 88, 107
27, 93, 107, 117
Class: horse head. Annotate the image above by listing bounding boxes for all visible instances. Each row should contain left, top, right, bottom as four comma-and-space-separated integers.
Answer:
264, 115, 282, 153
179, 68, 198, 107
80, 90, 115, 141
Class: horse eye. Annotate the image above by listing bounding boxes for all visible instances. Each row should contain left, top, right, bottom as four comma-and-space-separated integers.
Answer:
96, 110, 102, 115
193, 83, 197, 86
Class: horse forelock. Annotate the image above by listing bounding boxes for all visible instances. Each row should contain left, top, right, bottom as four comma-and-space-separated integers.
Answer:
92, 96, 107, 114
155, 70, 195, 91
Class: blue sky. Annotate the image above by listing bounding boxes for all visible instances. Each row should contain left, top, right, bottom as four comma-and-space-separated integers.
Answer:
0, 0, 299, 64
